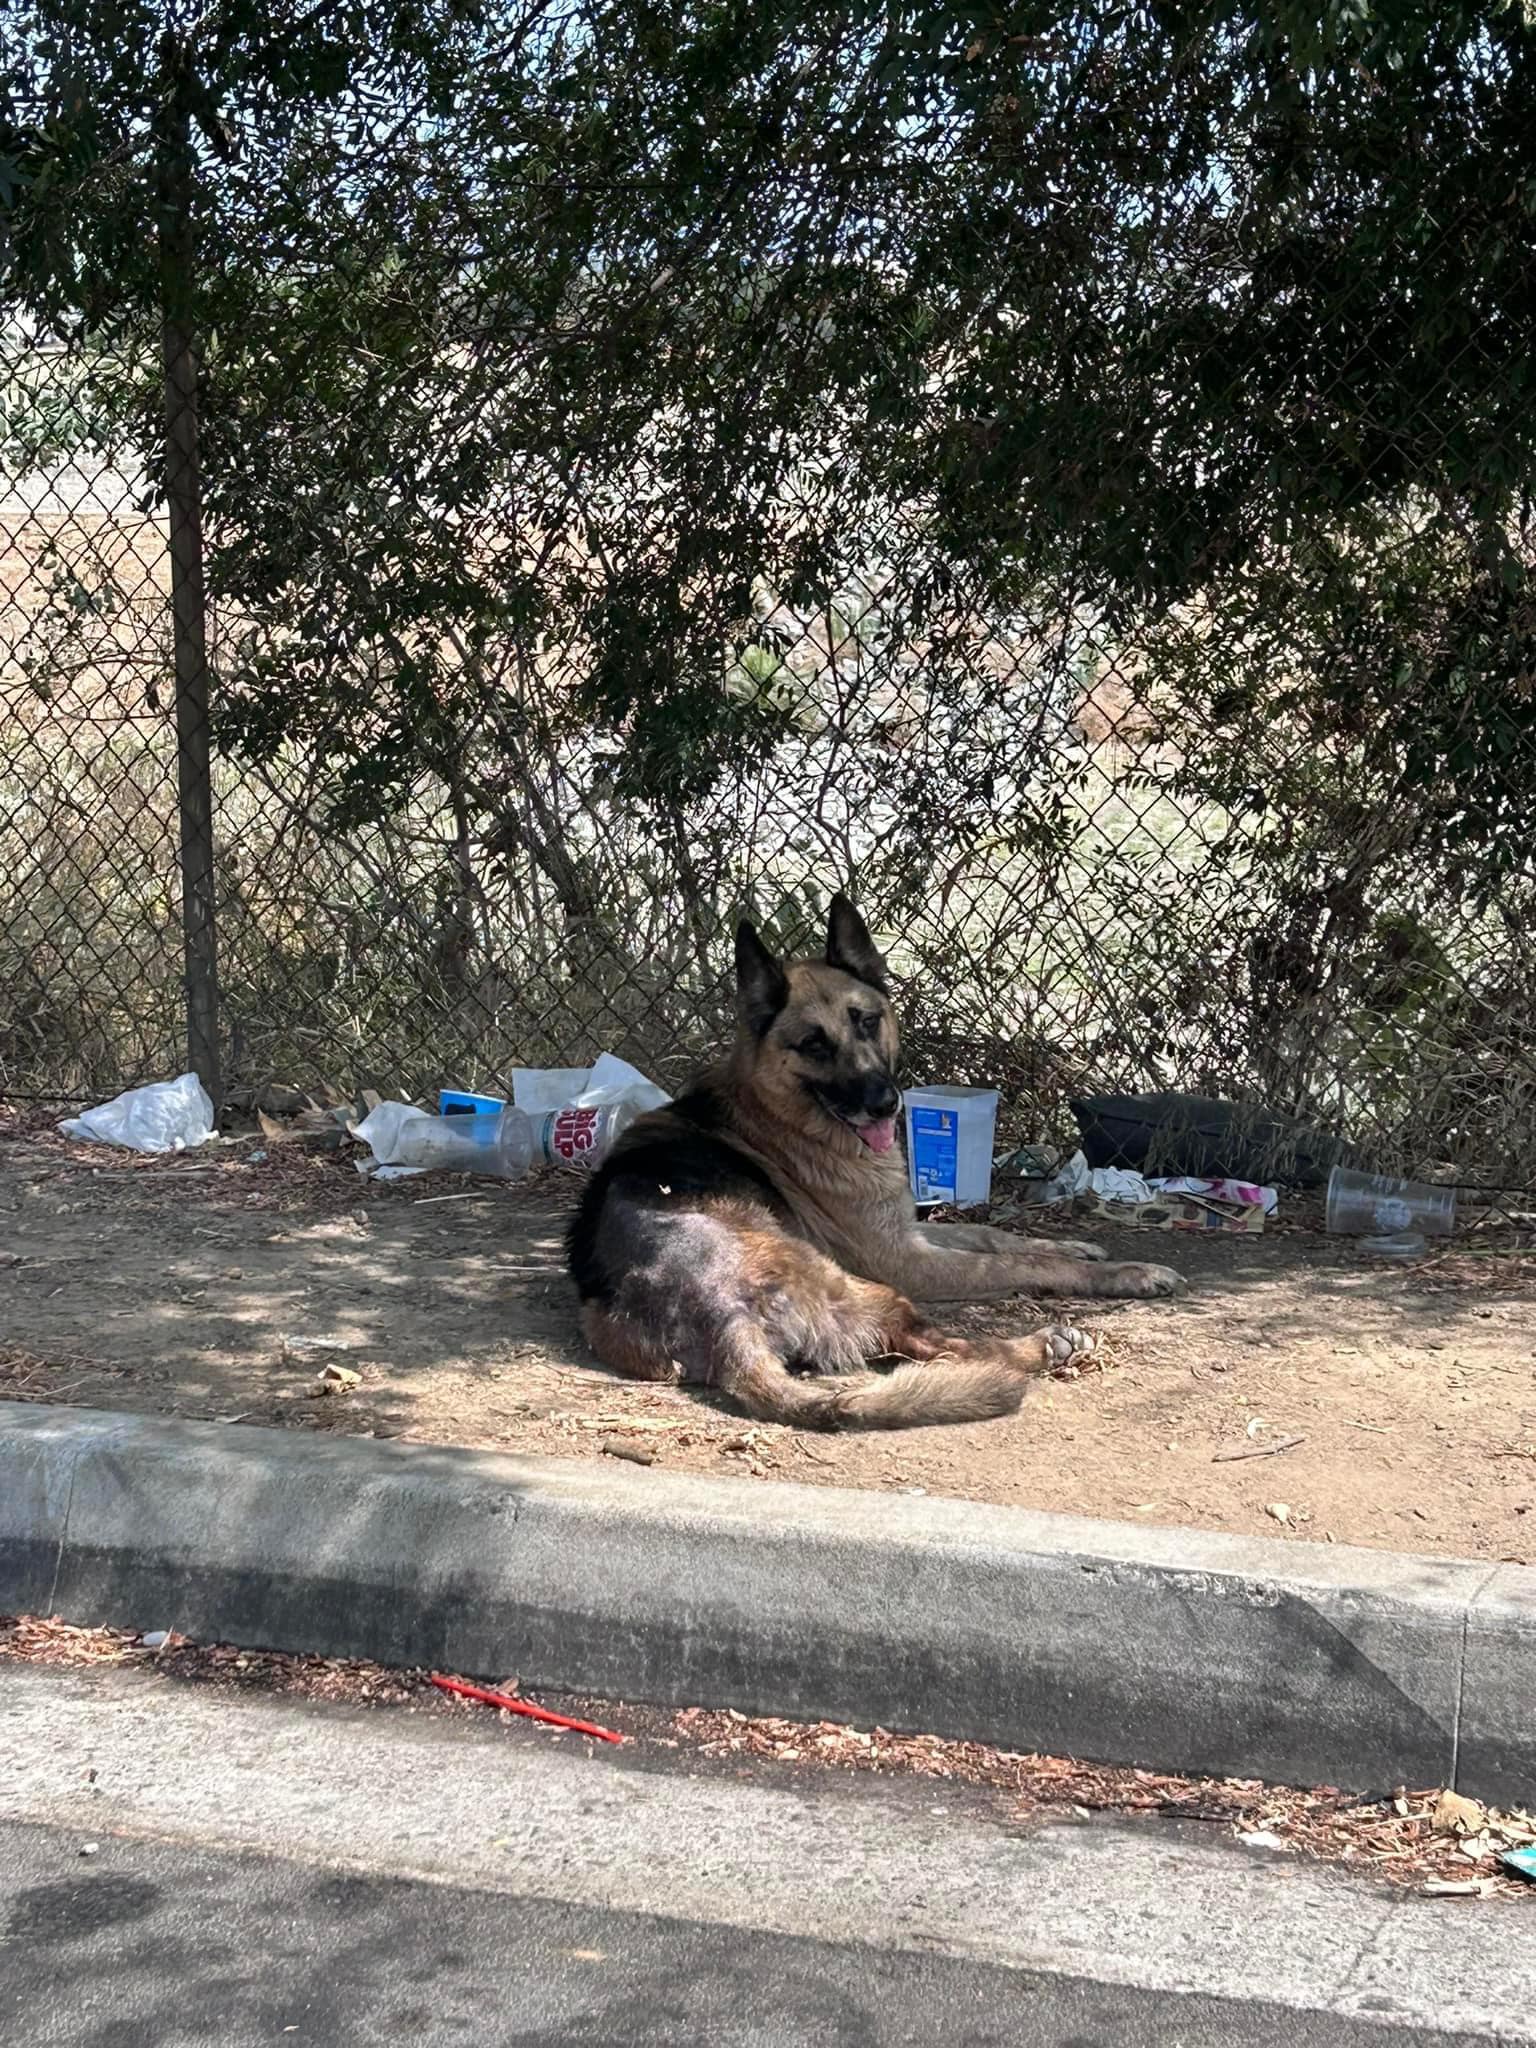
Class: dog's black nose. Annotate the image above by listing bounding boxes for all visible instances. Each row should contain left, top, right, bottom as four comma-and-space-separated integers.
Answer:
865, 1077, 900, 1119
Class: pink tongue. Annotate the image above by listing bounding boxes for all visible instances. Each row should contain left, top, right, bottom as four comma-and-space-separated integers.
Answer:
859, 1117, 897, 1154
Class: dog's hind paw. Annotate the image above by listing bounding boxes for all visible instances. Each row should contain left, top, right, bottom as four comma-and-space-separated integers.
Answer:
1054, 1238, 1108, 1262
1039, 1324, 1096, 1371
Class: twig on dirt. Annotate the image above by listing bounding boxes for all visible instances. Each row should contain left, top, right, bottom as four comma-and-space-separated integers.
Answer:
794, 1439, 841, 1466
412, 1191, 488, 1205
123, 1165, 226, 1177
1345, 1420, 1390, 1434
1212, 1434, 1306, 1463
569, 1415, 693, 1432
2, 1346, 106, 1375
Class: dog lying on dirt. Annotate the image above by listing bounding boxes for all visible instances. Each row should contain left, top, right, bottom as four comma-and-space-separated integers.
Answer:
567, 898, 1186, 1428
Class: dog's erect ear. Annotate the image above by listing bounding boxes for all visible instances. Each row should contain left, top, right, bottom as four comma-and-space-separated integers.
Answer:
825, 894, 888, 992
735, 920, 789, 1037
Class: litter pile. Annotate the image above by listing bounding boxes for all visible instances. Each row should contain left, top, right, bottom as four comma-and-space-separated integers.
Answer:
352, 1054, 666, 1181
1000, 1145, 1277, 1234
52, 1054, 670, 1186
999, 1091, 1468, 1247
47, 1070, 1470, 1261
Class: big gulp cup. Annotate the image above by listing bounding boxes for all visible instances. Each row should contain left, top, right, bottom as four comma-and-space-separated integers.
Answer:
535, 1100, 641, 1171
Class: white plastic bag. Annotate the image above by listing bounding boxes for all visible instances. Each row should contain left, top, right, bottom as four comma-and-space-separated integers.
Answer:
1086, 1165, 1156, 1204
510, 1067, 592, 1114
512, 1053, 669, 1115
353, 1100, 434, 1162
1019, 1149, 1090, 1206
351, 1100, 433, 1176
58, 1073, 215, 1154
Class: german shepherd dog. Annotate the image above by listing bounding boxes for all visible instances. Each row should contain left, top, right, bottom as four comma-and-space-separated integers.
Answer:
567, 899, 1187, 1429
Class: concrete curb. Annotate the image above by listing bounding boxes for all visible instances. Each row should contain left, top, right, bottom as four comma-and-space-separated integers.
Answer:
2, 1404, 1531, 1805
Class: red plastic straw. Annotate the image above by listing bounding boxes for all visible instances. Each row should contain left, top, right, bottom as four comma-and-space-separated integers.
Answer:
430, 1672, 624, 1744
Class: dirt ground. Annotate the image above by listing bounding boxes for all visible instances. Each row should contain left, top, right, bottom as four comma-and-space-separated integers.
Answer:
3, 1106, 1534, 1564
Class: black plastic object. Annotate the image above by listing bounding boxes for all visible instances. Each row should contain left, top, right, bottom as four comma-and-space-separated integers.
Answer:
1068, 1092, 1354, 1187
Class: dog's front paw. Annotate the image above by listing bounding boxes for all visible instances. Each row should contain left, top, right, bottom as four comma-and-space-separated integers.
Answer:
1113, 1262, 1188, 1299
1055, 1238, 1109, 1262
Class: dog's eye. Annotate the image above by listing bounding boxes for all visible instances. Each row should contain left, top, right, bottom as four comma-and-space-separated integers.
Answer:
851, 1011, 882, 1040
795, 1030, 834, 1061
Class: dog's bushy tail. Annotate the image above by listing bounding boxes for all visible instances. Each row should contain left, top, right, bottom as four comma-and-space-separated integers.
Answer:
720, 1350, 1027, 1431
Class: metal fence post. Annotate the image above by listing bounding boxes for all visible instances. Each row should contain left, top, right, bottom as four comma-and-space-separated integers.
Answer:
156, 32, 222, 1112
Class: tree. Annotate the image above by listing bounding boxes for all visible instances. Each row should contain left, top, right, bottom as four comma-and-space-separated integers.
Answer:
6, 0, 1536, 1149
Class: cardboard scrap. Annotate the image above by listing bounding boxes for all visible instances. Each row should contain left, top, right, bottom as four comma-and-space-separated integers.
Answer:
1087, 1190, 1267, 1234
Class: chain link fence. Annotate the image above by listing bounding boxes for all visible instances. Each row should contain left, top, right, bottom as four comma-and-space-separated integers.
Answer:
5, 6, 1536, 1185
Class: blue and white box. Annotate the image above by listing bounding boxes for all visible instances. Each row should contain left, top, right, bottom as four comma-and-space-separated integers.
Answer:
905, 1085, 1000, 1207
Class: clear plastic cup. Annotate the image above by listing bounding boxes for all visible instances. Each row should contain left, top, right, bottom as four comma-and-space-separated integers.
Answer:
1325, 1166, 1455, 1238
384, 1099, 643, 1176
392, 1105, 533, 1178
1359, 1232, 1428, 1260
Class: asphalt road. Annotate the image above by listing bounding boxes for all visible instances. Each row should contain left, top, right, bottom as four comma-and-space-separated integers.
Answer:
0, 1820, 1507, 2048
1, 1661, 1530, 2047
